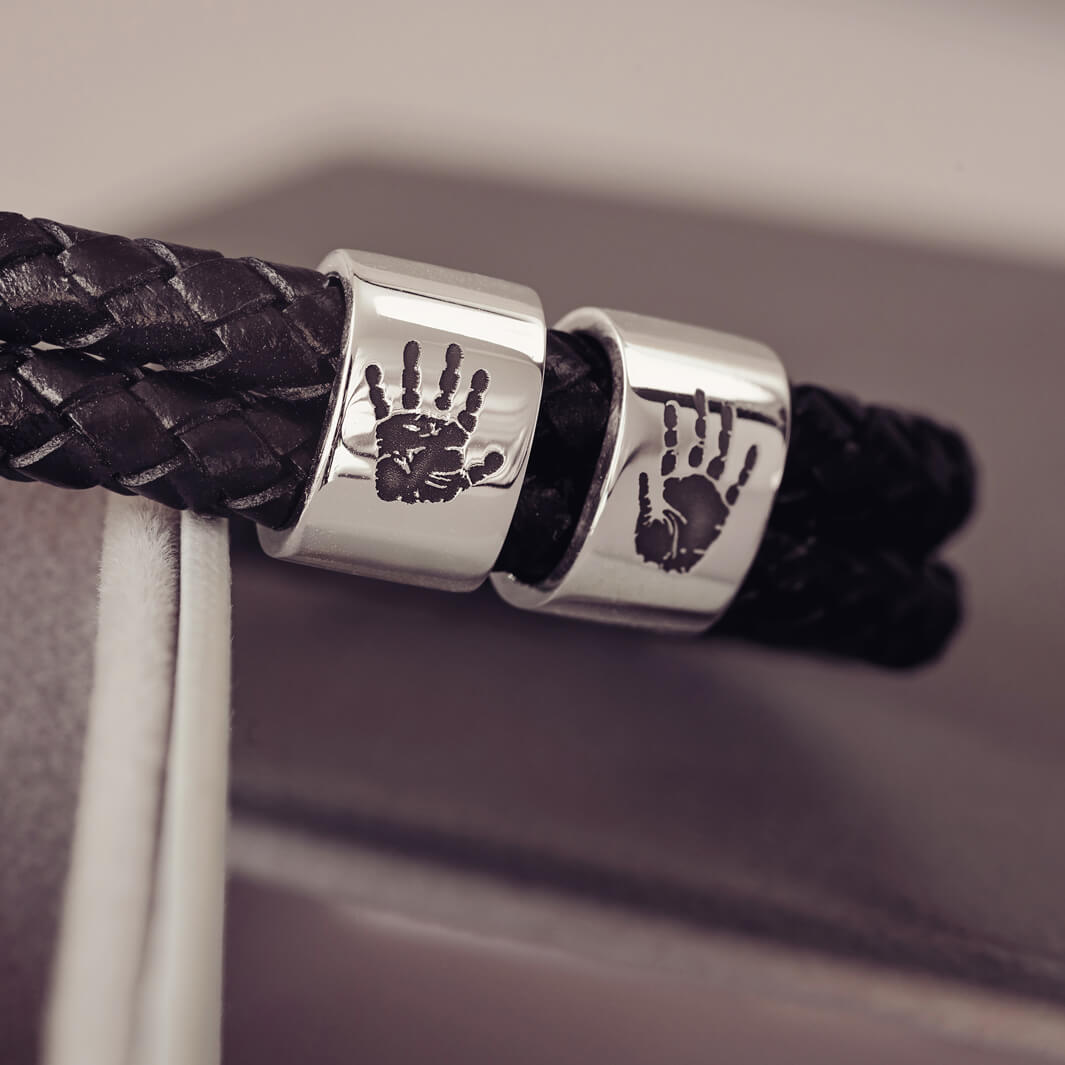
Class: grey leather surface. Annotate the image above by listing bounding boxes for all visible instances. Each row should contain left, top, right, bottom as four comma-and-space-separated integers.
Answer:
156, 162, 1065, 1004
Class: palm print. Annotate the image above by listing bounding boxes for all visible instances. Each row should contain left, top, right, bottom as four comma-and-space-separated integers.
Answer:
364, 341, 504, 504
635, 390, 758, 573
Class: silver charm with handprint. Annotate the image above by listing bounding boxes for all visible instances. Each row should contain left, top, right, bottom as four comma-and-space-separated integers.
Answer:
365, 341, 505, 504
494, 307, 789, 631
635, 391, 757, 573
259, 249, 545, 591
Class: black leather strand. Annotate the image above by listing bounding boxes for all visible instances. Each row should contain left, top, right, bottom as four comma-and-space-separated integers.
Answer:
0, 342, 320, 529
715, 531, 962, 668
0, 213, 976, 665
778, 386, 974, 557
0, 213, 345, 402
0, 214, 974, 559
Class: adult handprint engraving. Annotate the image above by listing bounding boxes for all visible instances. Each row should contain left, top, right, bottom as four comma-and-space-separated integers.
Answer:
635, 390, 758, 573
364, 340, 504, 503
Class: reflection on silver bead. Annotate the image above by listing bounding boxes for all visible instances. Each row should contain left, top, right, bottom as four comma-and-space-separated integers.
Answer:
259, 250, 546, 592
492, 308, 790, 633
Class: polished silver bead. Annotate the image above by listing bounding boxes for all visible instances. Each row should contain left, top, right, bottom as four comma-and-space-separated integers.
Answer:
492, 308, 790, 633
259, 250, 545, 592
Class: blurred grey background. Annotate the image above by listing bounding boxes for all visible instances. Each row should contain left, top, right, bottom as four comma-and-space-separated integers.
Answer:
6, 0, 1065, 264
4, 1, 1065, 1061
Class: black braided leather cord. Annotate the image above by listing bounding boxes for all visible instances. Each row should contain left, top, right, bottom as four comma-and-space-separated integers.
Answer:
778, 387, 975, 558
0, 342, 320, 529
715, 532, 961, 668
0, 214, 973, 559
0, 213, 344, 403
0, 332, 967, 666
0, 213, 976, 665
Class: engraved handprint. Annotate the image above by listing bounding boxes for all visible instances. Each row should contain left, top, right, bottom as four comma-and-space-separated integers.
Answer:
635, 390, 758, 573
365, 341, 504, 504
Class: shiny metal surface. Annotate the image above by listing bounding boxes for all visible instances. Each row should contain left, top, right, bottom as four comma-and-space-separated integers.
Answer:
492, 308, 790, 632
259, 250, 545, 591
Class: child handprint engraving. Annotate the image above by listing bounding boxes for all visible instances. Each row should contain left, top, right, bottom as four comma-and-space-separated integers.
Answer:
635, 390, 758, 573
364, 340, 504, 504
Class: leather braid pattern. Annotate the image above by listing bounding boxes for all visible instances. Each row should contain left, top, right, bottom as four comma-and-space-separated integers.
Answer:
776, 386, 975, 557
0, 213, 976, 665
0, 213, 345, 402
0, 342, 316, 529
717, 531, 961, 667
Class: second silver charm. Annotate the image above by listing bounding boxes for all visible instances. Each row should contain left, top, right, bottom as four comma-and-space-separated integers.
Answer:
492, 308, 791, 632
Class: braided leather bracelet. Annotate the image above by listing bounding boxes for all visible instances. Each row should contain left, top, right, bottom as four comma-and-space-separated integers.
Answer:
0, 214, 974, 666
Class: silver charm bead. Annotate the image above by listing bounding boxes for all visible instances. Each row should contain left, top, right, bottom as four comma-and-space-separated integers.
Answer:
492, 308, 790, 633
259, 250, 545, 592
